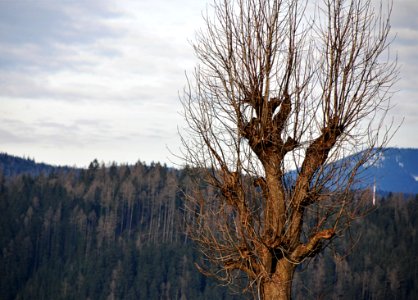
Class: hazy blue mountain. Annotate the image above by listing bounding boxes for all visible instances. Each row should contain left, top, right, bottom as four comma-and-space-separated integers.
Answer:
357, 148, 418, 194
0, 153, 74, 177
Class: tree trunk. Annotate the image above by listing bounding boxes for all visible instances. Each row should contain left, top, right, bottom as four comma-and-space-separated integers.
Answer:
262, 260, 295, 300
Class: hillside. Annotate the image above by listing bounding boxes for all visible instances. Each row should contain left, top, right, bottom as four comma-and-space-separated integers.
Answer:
0, 150, 417, 299
0, 160, 238, 299
0, 153, 74, 177
360, 148, 418, 194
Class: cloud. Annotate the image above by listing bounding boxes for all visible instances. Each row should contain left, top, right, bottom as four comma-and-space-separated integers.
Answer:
0, 0, 118, 44
391, 0, 418, 29
0, 94, 184, 166
369, 0, 418, 147
0, 0, 416, 166
0, 0, 200, 166
0, 0, 199, 103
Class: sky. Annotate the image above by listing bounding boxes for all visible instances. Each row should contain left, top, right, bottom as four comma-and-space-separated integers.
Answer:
0, 0, 417, 168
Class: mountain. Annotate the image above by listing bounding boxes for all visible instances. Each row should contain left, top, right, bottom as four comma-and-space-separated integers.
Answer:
0, 153, 74, 177
357, 148, 418, 194
1, 148, 417, 194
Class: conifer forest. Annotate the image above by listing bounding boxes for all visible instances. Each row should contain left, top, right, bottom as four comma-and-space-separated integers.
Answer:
0, 155, 417, 299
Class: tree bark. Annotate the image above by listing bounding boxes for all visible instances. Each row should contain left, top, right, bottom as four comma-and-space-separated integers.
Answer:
262, 259, 295, 300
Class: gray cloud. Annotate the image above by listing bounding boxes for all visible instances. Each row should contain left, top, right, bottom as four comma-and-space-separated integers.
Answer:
0, 127, 32, 144
0, 1, 119, 73
392, 0, 418, 29
368, 0, 418, 147
0, 1, 118, 44
0, 0, 416, 166
0, 0, 198, 105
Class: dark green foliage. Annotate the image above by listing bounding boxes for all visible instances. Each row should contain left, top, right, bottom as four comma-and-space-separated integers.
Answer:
0, 162, 241, 300
0, 158, 417, 299
0, 153, 74, 177
293, 193, 418, 299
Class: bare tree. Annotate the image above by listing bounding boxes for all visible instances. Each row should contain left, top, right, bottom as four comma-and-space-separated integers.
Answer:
179, 0, 398, 299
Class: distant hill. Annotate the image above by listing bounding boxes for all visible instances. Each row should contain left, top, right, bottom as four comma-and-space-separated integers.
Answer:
356, 148, 418, 194
1, 148, 417, 193
0, 153, 74, 177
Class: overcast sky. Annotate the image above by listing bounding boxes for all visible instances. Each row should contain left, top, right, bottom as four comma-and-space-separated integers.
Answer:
0, 0, 417, 168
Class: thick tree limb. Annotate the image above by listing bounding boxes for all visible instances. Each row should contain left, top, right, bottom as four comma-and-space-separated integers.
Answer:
290, 228, 335, 262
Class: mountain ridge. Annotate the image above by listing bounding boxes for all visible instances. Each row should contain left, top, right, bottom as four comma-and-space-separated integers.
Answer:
1, 147, 417, 194
0, 152, 74, 177
357, 148, 418, 194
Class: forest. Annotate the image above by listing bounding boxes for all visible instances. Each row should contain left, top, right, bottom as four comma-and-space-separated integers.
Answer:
0, 156, 417, 299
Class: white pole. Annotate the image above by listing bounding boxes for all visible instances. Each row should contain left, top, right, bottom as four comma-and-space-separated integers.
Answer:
373, 180, 376, 206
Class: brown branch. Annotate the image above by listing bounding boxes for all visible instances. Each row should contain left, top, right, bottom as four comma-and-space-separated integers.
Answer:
290, 228, 335, 262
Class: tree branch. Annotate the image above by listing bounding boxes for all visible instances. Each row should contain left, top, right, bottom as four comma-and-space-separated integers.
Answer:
290, 228, 335, 262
